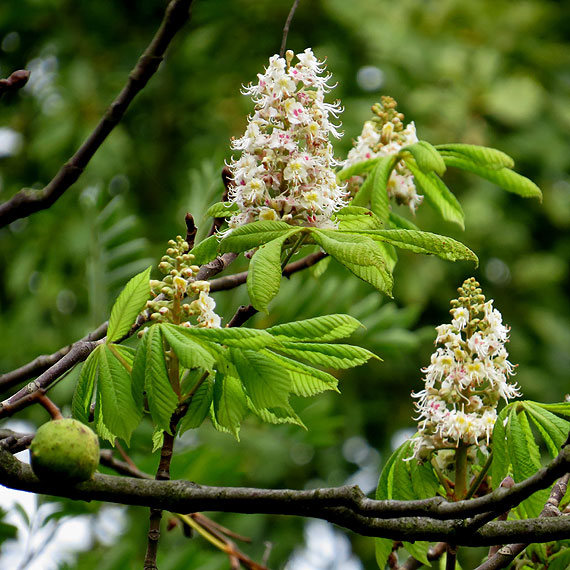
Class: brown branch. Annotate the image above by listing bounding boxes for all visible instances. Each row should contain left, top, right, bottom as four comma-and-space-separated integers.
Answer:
0, 0, 194, 228
2, 446, 570, 546
0, 320, 108, 393
475, 472, 570, 570
0, 70, 30, 98
0, 339, 104, 419
228, 304, 258, 328
280, 0, 301, 57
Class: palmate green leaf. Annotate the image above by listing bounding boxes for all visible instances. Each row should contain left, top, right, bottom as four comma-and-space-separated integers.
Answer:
219, 221, 302, 253
72, 346, 101, 424
369, 156, 397, 221
441, 155, 542, 199
313, 229, 393, 296
230, 348, 291, 409
247, 232, 294, 313
169, 324, 279, 350
405, 160, 465, 229
213, 373, 247, 440
179, 377, 214, 434
337, 157, 380, 181
507, 406, 547, 518
262, 350, 339, 397
97, 345, 142, 444
401, 140, 446, 176
132, 325, 178, 434
524, 401, 570, 457
266, 314, 362, 342
206, 201, 239, 218
436, 144, 514, 170
159, 323, 217, 371
345, 229, 478, 265
333, 206, 384, 231
189, 234, 220, 265
274, 341, 379, 369
106, 266, 151, 343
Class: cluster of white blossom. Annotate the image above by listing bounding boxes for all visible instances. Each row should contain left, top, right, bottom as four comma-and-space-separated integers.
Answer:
344, 97, 423, 213
226, 48, 347, 229
411, 278, 520, 460
148, 236, 222, 329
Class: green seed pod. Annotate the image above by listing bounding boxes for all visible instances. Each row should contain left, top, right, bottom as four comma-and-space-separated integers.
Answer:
30, 419, 99, 484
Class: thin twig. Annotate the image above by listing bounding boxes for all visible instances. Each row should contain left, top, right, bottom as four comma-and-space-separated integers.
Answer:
280, 0, 301, 57
0, 0, 194, 228
0, 70, 30, 99
0, 321, 108, 393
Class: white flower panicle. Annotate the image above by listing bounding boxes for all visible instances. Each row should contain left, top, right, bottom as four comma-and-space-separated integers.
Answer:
344, 96, 423, 213
147, 236, 222, 329
411, 278, 520, 460
227, 48, 347, 230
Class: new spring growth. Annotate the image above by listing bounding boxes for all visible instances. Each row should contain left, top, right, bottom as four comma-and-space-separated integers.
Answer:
411, 278, 520, 461
226, 48, 347, 230
145, 235, 221, 329
344, 96, 423, 213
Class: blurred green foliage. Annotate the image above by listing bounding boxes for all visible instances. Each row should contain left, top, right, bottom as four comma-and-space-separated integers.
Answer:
1, 0, 569, 568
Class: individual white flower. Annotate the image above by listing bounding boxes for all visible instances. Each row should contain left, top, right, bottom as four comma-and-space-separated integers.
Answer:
411, 278, 520, 459
227, 49, 347, 230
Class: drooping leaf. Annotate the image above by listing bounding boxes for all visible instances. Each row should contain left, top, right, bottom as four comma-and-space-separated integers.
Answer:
72, 346, 101, 424
219, 221, 301, 253
313, 229, 393, 295
266, 314, 362, 342
351, 165, 376, 207
507, 407, 547, 518
401, 140, 446, 176
160, 324, 217, 371
334, 206, 384, 231
441, 155, 542, 199
436, 144, 514, 170
212, 373, 247, 439
189, 234, 220, 265
106, 266, 151, 343
247, 232, 295, 313
405, 160, 465, 229
179, 377, 214, 434
274, 341, 379, 369
533, 402, 570, 418
369, 156, 398, 221
246, 397, 306, 428
97, 345, 142, 444
524, 401, 570, 457
403, 541, 431, 567
206, 201, 240, 218
375, 538, 394, 570
132, 325, 178, 434
490, 404, 512, 488
262, 350, 339, 397
168, 324, 279, 350
337, 157, 380, 181
231, 348, 291, 410
346, 229, 478, 264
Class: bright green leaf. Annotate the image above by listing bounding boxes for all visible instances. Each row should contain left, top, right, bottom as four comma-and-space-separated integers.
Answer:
337, 157, 380, 181
160, 323, 217, 371
436, 144, 514, 170
334, 206, 384, 231
274, 341, 379, 369
189, 234, 220, 265
213, 373, 247, 439
106, 266, 151, 343
219, 221, 301, 253
97, 345, 142, 444
313, 229, 393, 295
370, 156, 397, 221
179, 377, 214, 434
169, 324, 279, 350
71, 346, 101, 424
206, 201, 239, 218
247, 232, 294, 313
402, 140, 446, 176
266, 314, 362, 342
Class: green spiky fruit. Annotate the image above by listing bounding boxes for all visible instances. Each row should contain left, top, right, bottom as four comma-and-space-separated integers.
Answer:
30, 419, 99, 484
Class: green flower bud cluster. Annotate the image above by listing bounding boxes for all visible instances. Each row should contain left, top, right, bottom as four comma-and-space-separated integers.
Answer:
142, 235, 221, 329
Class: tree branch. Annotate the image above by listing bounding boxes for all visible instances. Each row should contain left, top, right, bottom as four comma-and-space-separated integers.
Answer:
1, 447, 569, 546
0, 70, 30, 99
0, 0, 194, 228
0, 321, 108, 393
